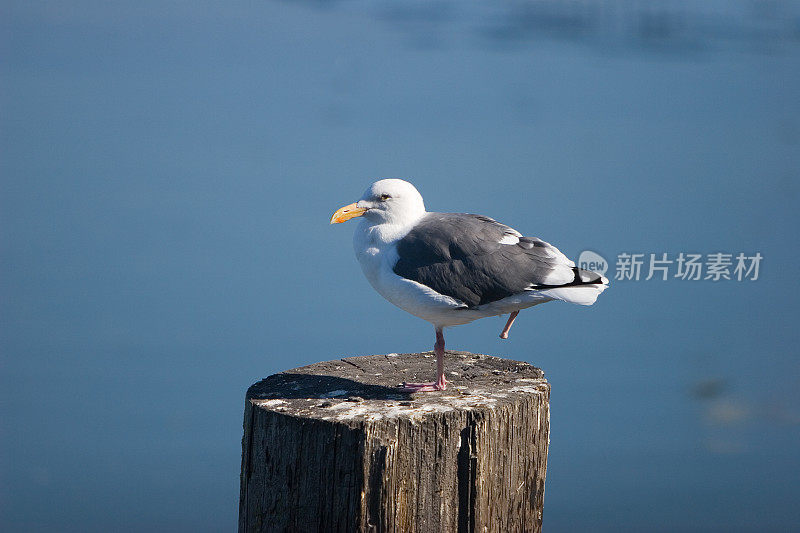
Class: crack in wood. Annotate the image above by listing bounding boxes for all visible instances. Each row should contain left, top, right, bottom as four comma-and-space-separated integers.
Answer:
341, 358, 366, 372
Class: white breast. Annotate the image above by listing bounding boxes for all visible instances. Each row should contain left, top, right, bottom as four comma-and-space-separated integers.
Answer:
353, 219, 472, 326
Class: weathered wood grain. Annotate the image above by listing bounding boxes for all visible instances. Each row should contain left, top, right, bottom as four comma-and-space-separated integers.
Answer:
239, 351, 549, 533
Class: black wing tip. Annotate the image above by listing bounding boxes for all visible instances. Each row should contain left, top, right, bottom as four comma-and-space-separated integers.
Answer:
529, 267, 609, 290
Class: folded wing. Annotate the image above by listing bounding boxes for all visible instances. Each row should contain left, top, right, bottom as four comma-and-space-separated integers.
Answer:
392, 213, 607, 308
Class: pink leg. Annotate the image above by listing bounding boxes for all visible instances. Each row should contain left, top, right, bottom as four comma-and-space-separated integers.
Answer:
400, 327, 448, 392
499, 311, 520, 339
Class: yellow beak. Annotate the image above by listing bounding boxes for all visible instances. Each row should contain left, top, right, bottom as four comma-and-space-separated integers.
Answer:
330, 202, 368, 224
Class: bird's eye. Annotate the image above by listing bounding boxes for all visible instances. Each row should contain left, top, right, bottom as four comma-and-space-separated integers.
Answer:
379, 194, 391, 201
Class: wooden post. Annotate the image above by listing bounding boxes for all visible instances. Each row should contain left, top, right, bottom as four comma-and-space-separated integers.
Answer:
239, 351, 550, 533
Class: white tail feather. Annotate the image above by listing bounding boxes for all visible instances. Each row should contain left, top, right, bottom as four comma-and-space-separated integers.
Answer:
538, 277, 608, 306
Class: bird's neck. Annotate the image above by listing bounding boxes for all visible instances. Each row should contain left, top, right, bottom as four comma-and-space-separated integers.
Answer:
359, 212, 427, 246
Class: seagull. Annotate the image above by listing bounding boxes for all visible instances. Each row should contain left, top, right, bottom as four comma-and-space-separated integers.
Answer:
330, 179, 608, 392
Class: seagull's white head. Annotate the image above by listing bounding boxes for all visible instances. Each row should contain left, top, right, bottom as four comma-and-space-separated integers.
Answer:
330, 179, 426, 226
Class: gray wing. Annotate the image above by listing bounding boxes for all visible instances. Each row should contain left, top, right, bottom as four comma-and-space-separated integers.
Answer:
392, 213, 603, 308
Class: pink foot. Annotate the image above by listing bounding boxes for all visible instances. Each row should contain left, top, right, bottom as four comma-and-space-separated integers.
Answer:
399, 375, 447, 392
401, 327, 449, 392
399, 382, 441, 392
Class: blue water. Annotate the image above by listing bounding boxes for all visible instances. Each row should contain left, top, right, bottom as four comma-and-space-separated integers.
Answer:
2, 2, 799, 531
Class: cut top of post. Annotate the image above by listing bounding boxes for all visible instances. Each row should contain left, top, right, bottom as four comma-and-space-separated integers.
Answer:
246, 351, 547, 426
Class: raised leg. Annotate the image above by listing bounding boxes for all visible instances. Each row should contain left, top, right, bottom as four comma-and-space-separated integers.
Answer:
499, 311, 520, 339
400, 327, 448, 392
